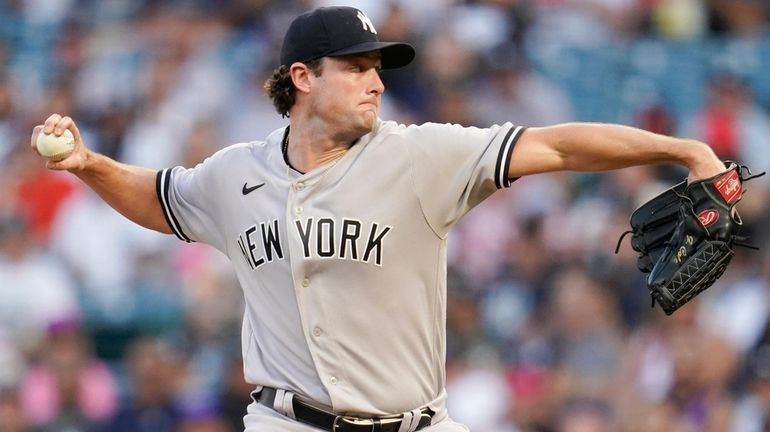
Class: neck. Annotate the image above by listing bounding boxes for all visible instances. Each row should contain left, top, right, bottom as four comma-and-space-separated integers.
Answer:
284, 121, 367, 173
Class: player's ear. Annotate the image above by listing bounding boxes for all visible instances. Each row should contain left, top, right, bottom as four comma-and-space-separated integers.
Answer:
289, 63, 312, 94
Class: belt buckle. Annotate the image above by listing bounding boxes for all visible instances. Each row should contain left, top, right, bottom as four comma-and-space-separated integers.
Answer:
332, 415, 402, 432
332, 415, 374, 432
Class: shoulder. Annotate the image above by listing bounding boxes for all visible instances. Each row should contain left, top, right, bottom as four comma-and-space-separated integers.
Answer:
210, 141, 264, 159
372, 120, 464, 142
373, 120, 514, 145
375, 120, 465, 134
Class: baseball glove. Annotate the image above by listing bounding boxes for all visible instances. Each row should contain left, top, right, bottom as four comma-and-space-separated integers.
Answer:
616, 162, 765, 315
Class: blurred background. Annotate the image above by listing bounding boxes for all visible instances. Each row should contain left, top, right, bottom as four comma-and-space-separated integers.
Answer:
0, 0, 769, 431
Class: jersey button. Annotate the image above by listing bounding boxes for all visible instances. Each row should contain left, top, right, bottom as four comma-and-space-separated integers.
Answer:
313, 327, 322, 337
301, 278, 310, 287
295, 182, 305, 191
295, 206, 303, 214
329, 376, 338, 385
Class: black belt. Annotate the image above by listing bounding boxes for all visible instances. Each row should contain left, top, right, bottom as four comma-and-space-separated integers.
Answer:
252, 387, 434, 432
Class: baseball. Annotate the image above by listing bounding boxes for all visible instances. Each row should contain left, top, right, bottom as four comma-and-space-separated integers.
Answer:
36, 129, 75, 161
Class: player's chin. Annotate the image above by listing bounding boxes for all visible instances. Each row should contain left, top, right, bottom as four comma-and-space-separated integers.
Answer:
360, 110, 378, 129
349, 114, 375, 136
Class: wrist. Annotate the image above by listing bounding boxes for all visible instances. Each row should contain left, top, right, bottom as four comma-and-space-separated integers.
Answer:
682, 140, 724, 182
70, 149, 98, 176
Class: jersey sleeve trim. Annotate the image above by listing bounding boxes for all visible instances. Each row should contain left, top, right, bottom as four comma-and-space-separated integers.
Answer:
156, 168, 193, 243
494, 125, 526, 189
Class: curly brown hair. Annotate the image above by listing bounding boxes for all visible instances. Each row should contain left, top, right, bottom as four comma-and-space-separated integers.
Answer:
264, 59, 324, 117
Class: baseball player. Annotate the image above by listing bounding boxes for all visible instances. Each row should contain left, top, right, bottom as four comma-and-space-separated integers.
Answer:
32, 6, 727, 432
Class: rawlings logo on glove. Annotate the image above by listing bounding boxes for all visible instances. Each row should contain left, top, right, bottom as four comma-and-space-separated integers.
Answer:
697, 210, 718, 226
715, 170, 742, 203
616, 162, 765, 315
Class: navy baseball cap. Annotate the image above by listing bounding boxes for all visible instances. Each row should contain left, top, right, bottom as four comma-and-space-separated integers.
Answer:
280, 6, 415, 69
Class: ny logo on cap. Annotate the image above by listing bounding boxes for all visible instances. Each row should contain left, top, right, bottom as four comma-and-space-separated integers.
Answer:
356, 10, 377, 34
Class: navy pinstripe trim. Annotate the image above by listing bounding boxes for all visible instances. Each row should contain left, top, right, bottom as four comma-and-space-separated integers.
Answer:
156, 168, 192, 242
495, 126, 526, 189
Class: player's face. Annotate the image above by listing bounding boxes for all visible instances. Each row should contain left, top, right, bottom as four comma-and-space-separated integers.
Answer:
308, 52, 384, 138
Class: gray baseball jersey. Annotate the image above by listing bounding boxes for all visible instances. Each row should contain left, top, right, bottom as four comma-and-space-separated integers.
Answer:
156, 119, 524, 417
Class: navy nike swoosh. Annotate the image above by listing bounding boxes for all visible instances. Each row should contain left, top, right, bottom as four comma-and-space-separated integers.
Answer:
242, 182, 265, 195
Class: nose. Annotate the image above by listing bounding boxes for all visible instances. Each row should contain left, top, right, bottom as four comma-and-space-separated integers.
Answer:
369, 69, 385, 95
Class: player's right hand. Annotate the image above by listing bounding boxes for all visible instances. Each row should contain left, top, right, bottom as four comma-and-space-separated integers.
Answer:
31, 113, 88, 171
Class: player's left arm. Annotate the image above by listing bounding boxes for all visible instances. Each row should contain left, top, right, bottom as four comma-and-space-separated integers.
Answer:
508, 123, 726, 182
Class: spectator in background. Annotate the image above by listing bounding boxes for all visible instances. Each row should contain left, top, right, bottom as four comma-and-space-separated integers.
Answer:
706, 0, 770, 36
665, 326, 736, 431
618, 304, 738, 431
0, 387, 27, 432
445, 362, 516, 432
445, 269, 494, 365
220, 67, 294, 146
444, 269, 516, 432
98, 337, 188, 432
118, 43, 195, 170
176, 392, 233, 432
547, 266, 624, 402
528, 0, 642, 47
373, 3, 425, 119
218, 356, 253, 432
0, 212, 80, 354
119, 6, 234, 170
645, 0, 708, 40
48, 186, 158, 319
476, 215, 554, 351
6, 142, 79, 245
696, 251, 770, 356
679, 71, 770, 175
557, 398, 614, 432
731, 323, 770, 431
506, 364, 559, 431
20, 318, 118, 431
471, 43, 574, 128
0, 333, 27, 432
0, 76, 19, 162
418, 29, 479, 119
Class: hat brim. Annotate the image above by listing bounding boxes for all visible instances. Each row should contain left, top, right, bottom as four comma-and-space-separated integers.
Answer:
327, 41, 415, 70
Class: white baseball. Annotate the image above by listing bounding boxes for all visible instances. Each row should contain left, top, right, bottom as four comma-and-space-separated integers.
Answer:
36, 129, 75, 162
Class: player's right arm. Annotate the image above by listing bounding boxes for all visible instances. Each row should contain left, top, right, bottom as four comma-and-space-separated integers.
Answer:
31, 114, 173, 235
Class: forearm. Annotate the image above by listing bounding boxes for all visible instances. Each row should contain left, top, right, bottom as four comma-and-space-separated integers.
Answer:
547, 123, 704, 170
73, 151, 172, 234
512, 123, 724, 180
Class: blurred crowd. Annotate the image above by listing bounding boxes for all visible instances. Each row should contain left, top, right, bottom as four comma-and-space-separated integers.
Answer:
0, 0, 769, 431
